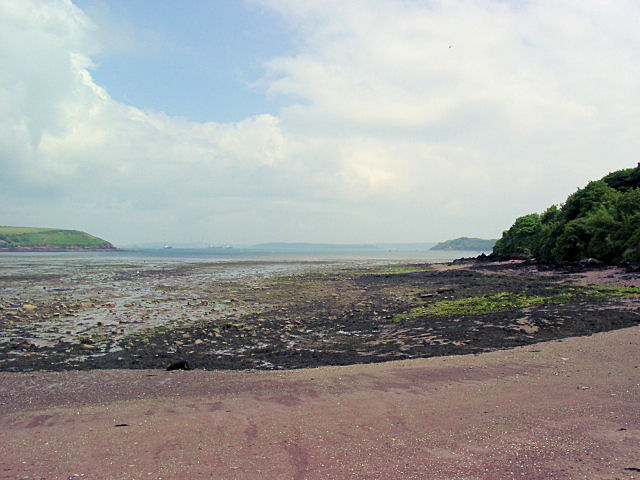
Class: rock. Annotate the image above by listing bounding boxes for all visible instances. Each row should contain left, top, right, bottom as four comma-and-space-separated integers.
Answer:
21, 304, 37, 312
194, 339, 203, 345
437, 287, 455, 293
579, 258, 605, 269
167, 360, 190, 371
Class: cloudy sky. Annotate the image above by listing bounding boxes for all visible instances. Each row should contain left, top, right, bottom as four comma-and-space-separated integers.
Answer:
1, 0, 639, 246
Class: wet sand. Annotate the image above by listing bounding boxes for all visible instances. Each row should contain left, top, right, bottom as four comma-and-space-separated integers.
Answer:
1, 324, 639, 479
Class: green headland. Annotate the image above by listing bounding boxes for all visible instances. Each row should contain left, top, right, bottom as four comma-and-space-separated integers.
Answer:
431, 237, 496, 251
0, 226, 115, 251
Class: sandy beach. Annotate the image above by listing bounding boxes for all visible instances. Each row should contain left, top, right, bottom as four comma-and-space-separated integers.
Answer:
1, 323, 639, 479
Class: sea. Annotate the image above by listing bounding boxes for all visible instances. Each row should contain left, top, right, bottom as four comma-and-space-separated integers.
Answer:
0, 246, 492, 286
0, 246, 487, 271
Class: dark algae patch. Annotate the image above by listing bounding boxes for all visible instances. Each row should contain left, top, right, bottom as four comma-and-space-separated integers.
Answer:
1, 260, 639, 371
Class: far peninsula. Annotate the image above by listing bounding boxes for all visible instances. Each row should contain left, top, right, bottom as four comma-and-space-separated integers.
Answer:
430, 236, 496, 251
0, 226, 116, 252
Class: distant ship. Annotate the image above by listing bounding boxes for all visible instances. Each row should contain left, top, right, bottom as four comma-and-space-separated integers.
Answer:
163, 245, 173, 249
208, 244, 232, 249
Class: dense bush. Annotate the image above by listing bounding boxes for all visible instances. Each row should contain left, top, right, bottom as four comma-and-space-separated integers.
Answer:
493, 164, 640, 264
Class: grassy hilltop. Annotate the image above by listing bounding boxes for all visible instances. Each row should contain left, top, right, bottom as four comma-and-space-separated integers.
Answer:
431, 237, 496, 251
0, 226, 115, 251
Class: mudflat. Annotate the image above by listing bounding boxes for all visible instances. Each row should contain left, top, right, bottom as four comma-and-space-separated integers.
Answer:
2, 259, 640, 371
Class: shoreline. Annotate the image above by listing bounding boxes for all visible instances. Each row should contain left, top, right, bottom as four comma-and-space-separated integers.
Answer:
2, 258, 639, 372
0, 245, 118, 252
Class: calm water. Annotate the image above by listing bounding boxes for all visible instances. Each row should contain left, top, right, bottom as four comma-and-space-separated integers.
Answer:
0, 246, 486, 263
0, 247, 487, 275
0, 247, 489, 289
0, 246, 490, 302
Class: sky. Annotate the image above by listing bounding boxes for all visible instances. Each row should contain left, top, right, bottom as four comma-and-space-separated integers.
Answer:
1, 0, 639, 246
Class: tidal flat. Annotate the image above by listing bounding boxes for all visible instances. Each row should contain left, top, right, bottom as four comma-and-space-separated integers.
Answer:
1, 256, 639, 372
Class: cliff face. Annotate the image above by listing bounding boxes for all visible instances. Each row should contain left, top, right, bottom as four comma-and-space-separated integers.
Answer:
0, 227, 116, 251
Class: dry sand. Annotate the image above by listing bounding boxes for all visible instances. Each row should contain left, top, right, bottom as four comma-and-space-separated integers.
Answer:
1, 324, 639, 480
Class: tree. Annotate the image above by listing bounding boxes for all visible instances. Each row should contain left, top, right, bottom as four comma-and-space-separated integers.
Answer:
492, 163, 640, 264
493, 214, 541, 256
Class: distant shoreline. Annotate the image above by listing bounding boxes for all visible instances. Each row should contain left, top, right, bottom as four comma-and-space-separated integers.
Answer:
0, 245, 119, 252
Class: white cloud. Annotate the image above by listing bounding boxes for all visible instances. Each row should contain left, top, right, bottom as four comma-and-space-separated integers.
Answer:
0, 0, 293, 243
257, 0, 640, 229
1, 0, 639, 244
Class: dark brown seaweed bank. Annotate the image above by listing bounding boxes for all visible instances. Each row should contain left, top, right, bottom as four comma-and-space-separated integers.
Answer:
1, 259, 638, 372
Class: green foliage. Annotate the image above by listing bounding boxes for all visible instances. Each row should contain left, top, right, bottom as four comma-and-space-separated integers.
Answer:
561, 180, 618, 223
368, 265, 432, 275
583, 284, 640, 296
421, 292, 546, 317
430, 237, 496, 251
492, 214, 541, 256
393, 285, 639, 321
393, 292, 540, 321
0, 226, 112, 248
603, 165, 640, 192
493, 163, 640, 264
